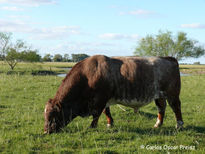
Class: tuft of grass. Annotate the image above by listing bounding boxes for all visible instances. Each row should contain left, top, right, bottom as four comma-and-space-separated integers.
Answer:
0, 63, 205, 153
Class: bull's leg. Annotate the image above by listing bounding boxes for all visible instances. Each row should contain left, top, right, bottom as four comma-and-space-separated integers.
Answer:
90, 101, 106, 128
167, 96, 184, 129
103, 107, 114, 127
134, 107, 139, 113
154, 98, 167, 128
90, 114, 101, 128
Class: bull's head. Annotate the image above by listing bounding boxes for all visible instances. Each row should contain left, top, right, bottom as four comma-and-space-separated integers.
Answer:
44, 99, 64, 134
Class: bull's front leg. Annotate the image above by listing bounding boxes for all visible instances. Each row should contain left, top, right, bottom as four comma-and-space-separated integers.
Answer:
90, 107, 104, 128
154, 98, 167, 128
90, 114, 100, 128
89, 96, 107, 128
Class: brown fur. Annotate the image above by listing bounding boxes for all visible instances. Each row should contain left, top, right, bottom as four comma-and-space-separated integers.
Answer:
44, 55, 183, 133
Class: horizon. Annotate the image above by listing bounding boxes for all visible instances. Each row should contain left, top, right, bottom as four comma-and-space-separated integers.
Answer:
0, 0, 205, 64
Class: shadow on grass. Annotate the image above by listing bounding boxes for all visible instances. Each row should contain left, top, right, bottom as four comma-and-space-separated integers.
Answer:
31, 70, 56, 76
28, 132, 48, 140
138, 111, 156, 119
122, 126, 179, 136
61, 124, 178, 136
185, 125, 205, 134
28, 124, 205, 139
180, 67, 190, 70
0, 105, 8, 109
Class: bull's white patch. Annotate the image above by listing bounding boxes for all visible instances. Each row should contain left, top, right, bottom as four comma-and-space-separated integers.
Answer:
154, 118, 162, 128
44, 104, 48, 113
107, 124, 111, 127
44, 108, 47, 113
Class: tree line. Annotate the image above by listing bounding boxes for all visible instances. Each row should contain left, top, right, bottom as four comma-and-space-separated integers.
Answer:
0, 32, 89, 70
1, 31, 205, 70
42, 53, 89, 62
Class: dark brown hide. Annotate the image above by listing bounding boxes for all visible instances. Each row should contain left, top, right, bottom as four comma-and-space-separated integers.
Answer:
44, 55, 183, 133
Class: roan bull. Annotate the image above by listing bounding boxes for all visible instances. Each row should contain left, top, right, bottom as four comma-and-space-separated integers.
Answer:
44, 55, 184, 134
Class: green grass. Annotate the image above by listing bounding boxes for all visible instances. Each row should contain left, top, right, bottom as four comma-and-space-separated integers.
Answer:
0, 61, 76, 75
180, 64, 205, 75
0, 63, 205, 153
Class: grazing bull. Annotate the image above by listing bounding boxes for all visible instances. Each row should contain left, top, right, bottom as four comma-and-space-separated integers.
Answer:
44, 55, 184, 134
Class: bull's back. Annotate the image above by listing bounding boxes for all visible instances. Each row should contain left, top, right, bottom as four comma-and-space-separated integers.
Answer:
108, 57, 155, 102
107, 56, 180, 107
81, 55, 180, 108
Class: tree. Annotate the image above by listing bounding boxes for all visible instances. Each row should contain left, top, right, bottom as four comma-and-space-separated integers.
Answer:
0, 32, 12, 60
63, 54, 70, 62
20, 50, 41, 62
134, 31, 205, 60
71, 53, 89, 62
42, 54, 53, 62
5, 40, 28, 70
1, 32, 41, 70
5, 48, 21, 70
53, 54, 63, 62
5, 39, 40, 70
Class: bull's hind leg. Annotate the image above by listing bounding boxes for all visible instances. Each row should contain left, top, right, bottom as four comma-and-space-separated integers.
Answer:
103, 107, 114, 127
154, 98, 167, 128
167, 96, 184, 129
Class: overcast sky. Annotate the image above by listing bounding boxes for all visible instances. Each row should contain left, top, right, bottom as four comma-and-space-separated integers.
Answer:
0, 0, 205, 63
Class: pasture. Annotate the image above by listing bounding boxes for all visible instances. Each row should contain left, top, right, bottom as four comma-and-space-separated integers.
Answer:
0, 62, 205, 153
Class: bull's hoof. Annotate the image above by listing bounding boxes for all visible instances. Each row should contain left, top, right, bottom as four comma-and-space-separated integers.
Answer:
154, 123, 162, 128
176, 121, 184, 130
107, 123, 114, 128
154, 124, 162, 128
154, 118, 163, 128
89, 124, 98, 129
134, 107, 139, 113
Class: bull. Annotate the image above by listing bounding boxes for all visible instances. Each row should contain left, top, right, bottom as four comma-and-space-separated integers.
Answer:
44, 55, 184, 134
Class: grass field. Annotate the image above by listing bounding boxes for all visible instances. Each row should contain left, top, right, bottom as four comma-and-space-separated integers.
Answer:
0, 61, 76, 75
0, 62, 205, 153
